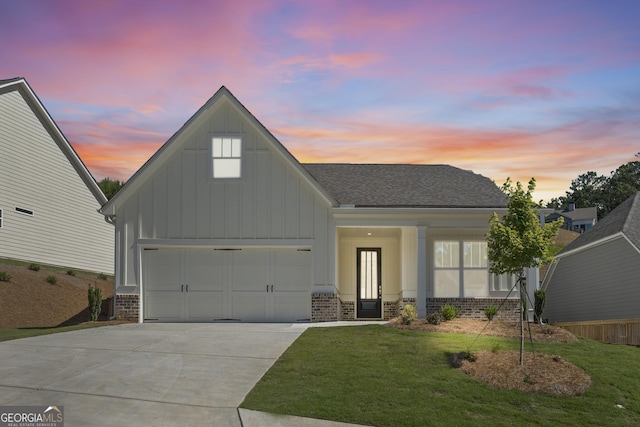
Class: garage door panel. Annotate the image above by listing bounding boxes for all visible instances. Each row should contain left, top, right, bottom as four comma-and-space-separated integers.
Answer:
273, 292, 309, 321
232, 293, 267, 321
187, 292, 224, 320
275, 250, 311, 292
187, 250, 224, 292
144, 247, 312, 322
145, 250, 181, 292
231, 251, 269, 292
145, 293, 183, 320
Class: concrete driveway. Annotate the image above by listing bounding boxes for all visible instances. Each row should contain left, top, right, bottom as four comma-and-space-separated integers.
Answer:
0, 323, 308, 426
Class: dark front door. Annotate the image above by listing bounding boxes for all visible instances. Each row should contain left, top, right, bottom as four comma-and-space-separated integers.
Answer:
357, 248, 382, 318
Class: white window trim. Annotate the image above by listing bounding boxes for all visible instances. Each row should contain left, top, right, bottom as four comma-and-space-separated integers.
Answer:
210, 134, 243, 179
433, 239, 489, 298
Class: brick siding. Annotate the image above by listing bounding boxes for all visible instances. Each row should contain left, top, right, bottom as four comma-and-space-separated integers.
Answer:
115, 294, 139, 321
426, 298, 520, 321
311, 293, 339, 322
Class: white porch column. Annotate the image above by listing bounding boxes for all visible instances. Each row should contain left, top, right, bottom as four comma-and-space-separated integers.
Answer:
417, 226, 428, 318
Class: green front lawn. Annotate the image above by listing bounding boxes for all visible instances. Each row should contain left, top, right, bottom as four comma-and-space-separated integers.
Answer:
241, 325, 640, 426
0, 323, 109, 342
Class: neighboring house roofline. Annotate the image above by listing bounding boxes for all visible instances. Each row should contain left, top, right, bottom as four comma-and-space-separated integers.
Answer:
558, 191, 640, 254
100, 86, 337, 215
1, 77, 108, 206
554, 231, 627, 259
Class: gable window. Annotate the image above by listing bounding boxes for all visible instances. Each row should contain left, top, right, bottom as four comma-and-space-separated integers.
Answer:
15, 206, 34, 216
211, 136, 242, 179
434, 240, 489, 297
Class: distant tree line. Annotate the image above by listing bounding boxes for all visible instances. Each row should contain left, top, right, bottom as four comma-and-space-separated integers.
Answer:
98, 177, 125, 200
545, 158, 640, 219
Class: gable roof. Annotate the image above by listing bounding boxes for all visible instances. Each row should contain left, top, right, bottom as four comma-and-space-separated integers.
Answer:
0, 77, 108, 205
551, 206, 597, 222
303, 164, 507, 208
560, 191, 640, 254
100, 86, 336, 215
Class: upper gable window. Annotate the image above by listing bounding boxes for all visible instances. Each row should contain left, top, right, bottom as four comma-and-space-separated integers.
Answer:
211, 136, 242, 179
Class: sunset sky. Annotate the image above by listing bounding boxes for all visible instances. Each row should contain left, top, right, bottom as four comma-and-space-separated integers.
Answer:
2, 0, 639, 201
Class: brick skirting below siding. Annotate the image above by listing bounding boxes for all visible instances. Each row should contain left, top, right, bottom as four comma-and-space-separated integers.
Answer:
427, 298, 520, 322
115, 294, 139, 321
311, 293, 339, 322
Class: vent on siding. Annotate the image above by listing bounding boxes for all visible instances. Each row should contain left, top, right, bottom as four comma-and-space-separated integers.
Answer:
297, 248, 311, 252
0, 209, 3, 228
15, 206, 34, 216
214, 248, 242, 251
144, 248, 159, 251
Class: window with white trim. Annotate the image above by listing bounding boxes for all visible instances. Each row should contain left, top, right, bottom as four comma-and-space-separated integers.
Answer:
211, 136, 242, 179
434, 240, 489, 297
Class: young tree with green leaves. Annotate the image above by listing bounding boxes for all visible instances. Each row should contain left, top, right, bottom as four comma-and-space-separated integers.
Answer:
487, 178, 563, 365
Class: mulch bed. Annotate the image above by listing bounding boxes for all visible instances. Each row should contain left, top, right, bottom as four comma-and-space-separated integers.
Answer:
388, 317, 590, 395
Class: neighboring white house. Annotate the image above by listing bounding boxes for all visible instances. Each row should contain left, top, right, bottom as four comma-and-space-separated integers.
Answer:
543, 191, 640, 323
0, 78, 113, 273
101, 86, 526, 323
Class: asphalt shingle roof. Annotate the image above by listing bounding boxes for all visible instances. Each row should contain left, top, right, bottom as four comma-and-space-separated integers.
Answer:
552, 207, 597, 221
303, 163, 507, 208
561, 191, 640, 253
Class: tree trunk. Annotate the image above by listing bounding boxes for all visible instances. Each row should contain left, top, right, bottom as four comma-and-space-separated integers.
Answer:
519, 274, 525, 366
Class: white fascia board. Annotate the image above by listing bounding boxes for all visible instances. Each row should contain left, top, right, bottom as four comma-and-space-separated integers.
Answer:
332, 207, 506, 227
101, 91, 227, 215
555, 232, 626, 259
8, 78, 108, 206
136, 238, 315, 249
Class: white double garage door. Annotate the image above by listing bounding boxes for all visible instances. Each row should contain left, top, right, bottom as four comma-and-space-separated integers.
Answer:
143, 247, 311, 322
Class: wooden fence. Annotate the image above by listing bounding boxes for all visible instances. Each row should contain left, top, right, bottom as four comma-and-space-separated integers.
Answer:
553, 319, 640, 346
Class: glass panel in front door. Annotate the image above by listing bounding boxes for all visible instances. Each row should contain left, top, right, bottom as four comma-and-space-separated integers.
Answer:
360, 250, 379, 299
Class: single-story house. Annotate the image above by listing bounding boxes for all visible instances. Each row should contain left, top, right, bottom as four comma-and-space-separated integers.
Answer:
546, 202, 597, 233
101, 86, 530, 323
543, 191, 640, 323
0, 78, 113, 273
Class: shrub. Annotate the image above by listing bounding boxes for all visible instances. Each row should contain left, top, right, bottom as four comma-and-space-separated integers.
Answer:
67, 269, 76, 276
0, 271, 11, 282
401, 304, 417, 325
28, 264, 41, 271
534, 289, 546, 323
427, 311, 443, 325
97, 273, 108, 280
464, 351, 477, 362
88, 284, 102, 321
440, 303, 459, 321
484, 305, 498, 321
46, 275, 57, 285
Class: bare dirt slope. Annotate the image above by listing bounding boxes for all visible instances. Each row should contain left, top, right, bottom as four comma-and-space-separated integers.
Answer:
0, 262, 115, 327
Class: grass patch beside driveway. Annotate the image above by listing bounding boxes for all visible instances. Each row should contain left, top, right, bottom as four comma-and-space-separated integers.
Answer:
241, 325, 640, 427
0, 323, 111, 342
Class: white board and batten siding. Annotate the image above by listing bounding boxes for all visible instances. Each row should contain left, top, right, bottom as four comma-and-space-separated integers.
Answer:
112, 96, 335, 320
0, 83, 113, 273
544, 237, 640, 323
